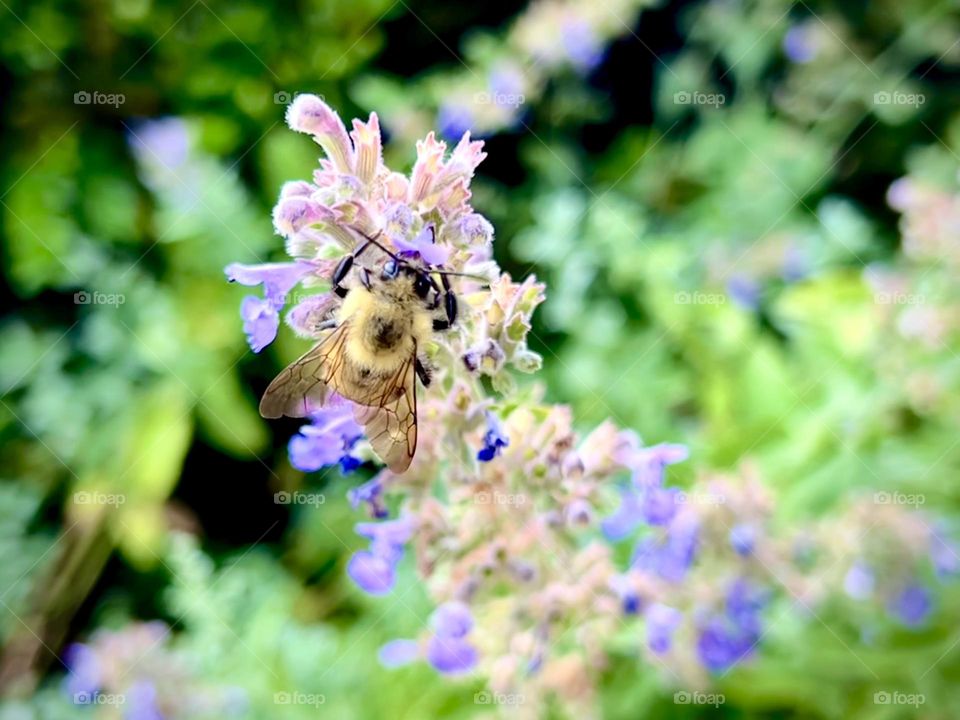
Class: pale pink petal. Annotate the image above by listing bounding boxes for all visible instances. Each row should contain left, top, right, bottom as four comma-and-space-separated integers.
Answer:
286, 94, 354, 174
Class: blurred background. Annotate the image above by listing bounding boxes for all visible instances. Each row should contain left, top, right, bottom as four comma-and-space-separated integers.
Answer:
2, 0, 960, 717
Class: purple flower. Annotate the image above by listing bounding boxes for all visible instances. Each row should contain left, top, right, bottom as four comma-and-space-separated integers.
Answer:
727, 275, 761, 310
128, 117, 190, 171
392, 224, 451, 266
63, 643, 101, 697
729, 524, 756, 556
843, 562, 874, 600
783, 24, 819, 64
288, 405, 363, 473
437, 104, 474, 143
348, 477, 388, 519
633, 515, 699, 582
930, 527, 960, 578
561, 20, 604, 73
725, 579, 768, 636
602, 487, 644, 541
239, 296, 279, 353
431, 602, 474, 638
694, 579, 768, 672
225, 261, 313, 309
477, 412, 509, 462
646, 603, 683, 654
640, 486, 680, 526
348, 517, 414, 595
889, 584, 931, 627
423, 603, 479, 674
125, 680, 164, 720
426, 636, 478, 675
696, 617, 757, 673
630, 443, 689, 488
347, 551, 396, 595
378, 639, 420, 668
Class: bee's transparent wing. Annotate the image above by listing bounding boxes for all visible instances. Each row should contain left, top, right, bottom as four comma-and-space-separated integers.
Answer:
259, 322, 351, 419
351, 352, 418, 474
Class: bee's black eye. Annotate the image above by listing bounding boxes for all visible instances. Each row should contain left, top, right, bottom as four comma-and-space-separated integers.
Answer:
381, 260, 399, 280
414, 273, 431, 299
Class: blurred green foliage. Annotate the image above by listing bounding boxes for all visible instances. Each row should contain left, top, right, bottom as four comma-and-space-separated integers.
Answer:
2, 0, 960, 718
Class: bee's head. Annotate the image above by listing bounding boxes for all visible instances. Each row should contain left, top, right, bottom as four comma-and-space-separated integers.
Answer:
379, 259, 433, 301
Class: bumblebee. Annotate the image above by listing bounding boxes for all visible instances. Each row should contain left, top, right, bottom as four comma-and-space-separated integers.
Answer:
259, 231, 459, 473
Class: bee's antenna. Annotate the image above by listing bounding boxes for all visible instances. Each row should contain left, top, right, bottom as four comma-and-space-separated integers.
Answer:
349, 228, 401, 261
348, 225, 487, 282
429, 269, 488, 282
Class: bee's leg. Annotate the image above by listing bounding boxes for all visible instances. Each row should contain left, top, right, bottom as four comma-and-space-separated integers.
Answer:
331, 255, 353, 298
332, 241, 375, 297
359, 267, 373, 291
432, 273, 458, 331
415, 357, 432, 387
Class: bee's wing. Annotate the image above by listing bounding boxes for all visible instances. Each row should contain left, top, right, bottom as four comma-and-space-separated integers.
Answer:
351, 351, 418, 474
259, 321, 351, 419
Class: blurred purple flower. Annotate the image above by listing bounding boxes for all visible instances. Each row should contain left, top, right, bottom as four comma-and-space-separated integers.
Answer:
348, 517, 415, 595
889, 584, 931, 627
930, 527, 960, 578
288, 405, 363, 473
783, 25, 819, 64
431, 602, 474, 638
630, 443, 689, 488
843, 562, 875, 600
634, 515, 699, 582
239, 297, 278, 353
347, 551, 397, 595
426, 636, 478, 675
378, 639, 420, 668
426, 603, 479, 674
561, 20, 604, 73
437, 104, 474, 143
646, 603, 683, 654
63, 643, 101, 697
602, 487, 644, 541
729, 524, 756, 556
640, 486, 680, 526
126, 680, 164, 720
727, 275, 761, 310
477, 412, 509, 462
127, 117, 190, 170
348, 477, 388, 519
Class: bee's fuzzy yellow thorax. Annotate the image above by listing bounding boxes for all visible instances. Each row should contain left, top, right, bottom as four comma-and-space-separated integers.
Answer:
338, 281, 433, 372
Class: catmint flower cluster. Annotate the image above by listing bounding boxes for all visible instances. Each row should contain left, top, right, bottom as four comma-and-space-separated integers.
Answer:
62, 622, 245, 718
226, 99, 958, 710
